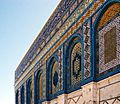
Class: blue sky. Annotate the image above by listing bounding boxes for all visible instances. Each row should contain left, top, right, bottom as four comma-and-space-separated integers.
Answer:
0, 0, 60, 104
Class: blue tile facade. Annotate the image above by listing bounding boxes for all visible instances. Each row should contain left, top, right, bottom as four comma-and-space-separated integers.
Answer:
15, 0, 120, 104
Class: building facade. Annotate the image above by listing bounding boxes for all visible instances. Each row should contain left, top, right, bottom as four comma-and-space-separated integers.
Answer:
15, 0, 120, 104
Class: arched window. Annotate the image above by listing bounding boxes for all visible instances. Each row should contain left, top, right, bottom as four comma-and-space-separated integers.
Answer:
71, 42, 82, 85
27, 79, 32, 104
95, 3, 120, 76
21, 86, 25, 104
52, 61, 59, 94
39, 74, 43, 99
36, 72, 43, 101
66, 36, 82, 91
16, 90, 19, 104
48, 56, 59, 96
35, 70, 43, 104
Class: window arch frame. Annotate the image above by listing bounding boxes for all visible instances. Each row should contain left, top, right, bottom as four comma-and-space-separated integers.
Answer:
93, 1, 120, 80
26, 78, 32, 104
20, 85, 25, 104
35, 69, 43, 104
65, 34, 83, 93
47, 55, 59, 99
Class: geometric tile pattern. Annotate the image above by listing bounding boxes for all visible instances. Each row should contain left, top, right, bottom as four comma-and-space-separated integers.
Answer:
15, 0, 94, 81
98, 15, 120, 74
71, 43, 82, 85
48, 47, 63, 95
15, 0, 77, 80
83, 20, 91, 79
58, 47, 63, 91
65, 36, 82, 91
42, 64, 47, 98
15, 1, 120, 104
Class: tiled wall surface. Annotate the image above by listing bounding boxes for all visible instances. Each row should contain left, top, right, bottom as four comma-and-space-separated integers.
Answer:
15, 0, 120, 104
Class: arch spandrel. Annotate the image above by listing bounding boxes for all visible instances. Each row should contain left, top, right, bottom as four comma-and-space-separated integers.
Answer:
97, 3, 120, 30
